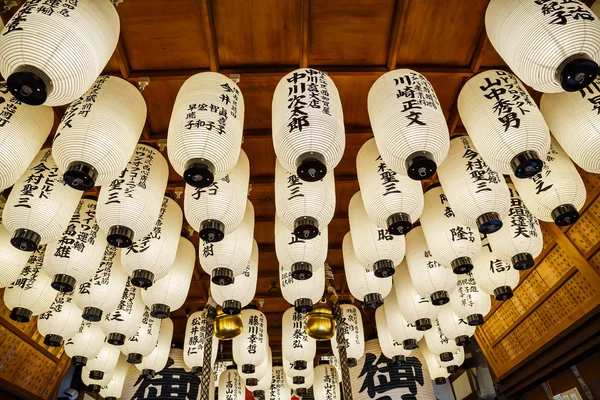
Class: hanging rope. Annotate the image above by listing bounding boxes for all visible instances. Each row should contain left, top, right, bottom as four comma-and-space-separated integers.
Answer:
199, 301, 217, 400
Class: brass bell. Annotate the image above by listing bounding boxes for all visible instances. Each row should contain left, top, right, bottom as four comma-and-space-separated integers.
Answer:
213, 306, 243, 340
305, 299, 336, 340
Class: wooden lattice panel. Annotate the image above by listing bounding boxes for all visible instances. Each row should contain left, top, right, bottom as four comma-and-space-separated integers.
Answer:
567, 195, 600, 255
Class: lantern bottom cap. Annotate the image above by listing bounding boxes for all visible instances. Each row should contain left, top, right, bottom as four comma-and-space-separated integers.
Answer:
294, 298, 314, 313
440, 352, 454, 362
435, 377, 447, 385
131, 269, 155, 288
552, 204, 579, 227
373, 259, 395, 278
431, 290, 450, 306
246, 378, 258, 386
7, 65, 51, 106
10, 229, 40, 252
348, 357, 358, 367
106, 397, 117, 400
387, 213, 412, 236
456, 335, 470, 347
447, 365, 460, 374
295, 388, 308, 396
558, 54, 598, 92
127, 353, 143, 364
253, 390, 266, 399
142, 369, 156, 379
406, 151, 437, 180
415, 318, 432, 331
293, 360, 307, 370
291, 262, 313, 280
451, 257, 473, 275
82, 306, 103, 322
199, 219, 225, 243
392, 355, 406, 366
494, 285, 514, 301
51, 274, 76, 293
467, 314, 484, 326
511, 151, 543, 179
151, 303, 170, 319
184, 158, 215, 188
211, 267, 234, 286
512, 253, 534, 271
296, 152, 327, 182
222, 300, 242, 315
293, 216, 319, 240
107, 332, 126, 346
88, 384, 101, 393
293, 376, 305, 384
364, 293, 384, 309
71, 356, 87, 367
89, 370, 104, 380
107, 225, 134, 248
43, 334, 63, 347
191, 366, 202, 375
476, 212, 503, 234
241, 364, 255, 374
63, 161, 98, 191
403, 339, 418, 350
9, 307, 32, 323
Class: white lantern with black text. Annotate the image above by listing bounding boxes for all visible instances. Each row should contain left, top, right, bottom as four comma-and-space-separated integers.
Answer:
137, 318, 174, 378
243, 346, 272, 388
100, 356, 129, 400
283, 358, 314, 382
439, 346, 465, 374
280, 262, 325, 313
269, 366, 292, 400
37, 291, 82, 347
473, 238, 520, 301
233, 308, 268, 374
450, 273, 492, 326
424, 319, 460, 364
100, 279, 146, 346
383, 289, 424, 350
286, 369, 314, 396
184, 310, 219, 374
0, 196, 30, 288
121, 307, 161, 364
421, 340, 450, 385
252, 360, 273, 399
64, 320, 106, 366
375, 307, 411, 365
86, 341, 121, 381
218, 367, 245, 400
437, 305, 476, 348
393, 261, 440, 331
330, 303, 365, 367
282, 307, 317, 371
314, 363, 341, 400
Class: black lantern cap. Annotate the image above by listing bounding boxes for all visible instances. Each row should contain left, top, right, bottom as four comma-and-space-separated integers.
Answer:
494, 285, 513, 301
131, 269, 154, 288
440, 352, 454, 362
191, 366, 203, 375
11, 228, 40, 252
108, 332, 126, 346
89, 370, 104, 380
387, 212, 412, 236
211, 267, 234, 286
467, 313, 484, 326
200, 219, 225, 243
415, 318, 432, 331
455, 335, 470, 347
127, 353, 143, 364
242, 364, 255, 374
512, 252, 534, 271
106, 397, 117, 400
107, 225, 134, 248
392, 355, 406, 366
430, 290, 450, 306
291, 262, 313, 280
293, 360, 307, 370
552, 204, 579, 226
63, 161, 98, 191
511, 151, 543, 179
7, 65, 52, 105
253, 390, 266, 400
9, 307, 32, 323
348, 358, 358, 368
51, 274, 76, 293
43, 334, 63, 347
363, 293, 383, 309
558, 54, 598, 92
294, 298, 313, 313
151, 303, 170, 319
294, 216, 319, 240
373, 259, 395, 278
451, 256, 473, 275
246, 378, 258, 386
142, 369, 156, 379
403, 339, 418, 350
295, 388, 308, 397
223, 300, 242, 315
83, 306, 103, 322
296, 152, 327, 182
184, 158, 216, 188
88, 384, 101, 393
476, 212, 503, 234
406, 151, 437, 180
293, 376, 305, 385
71, 356, 87, 367
447, 365, 460, 374
435, 377, 447, 385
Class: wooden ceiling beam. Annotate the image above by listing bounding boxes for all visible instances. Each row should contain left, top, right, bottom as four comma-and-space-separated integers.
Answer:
386, 0, 409, 71
198, 0, 220, 72
115, 37, 132, 79
300, 0, 311, 68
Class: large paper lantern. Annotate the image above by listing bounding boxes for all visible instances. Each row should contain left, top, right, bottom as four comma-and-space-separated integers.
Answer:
97, 143, 169, 248
169, 72, 244, 188
375, 307, 411, 365
86, 341, 121, 381
368, 69, 449, 180
511, 139, 586, 226
274, 159, 335, 240
393, 261, 440, 331
74, 246, 128, 322
233, 308, 268, 374
243, 346, 272, 387
64, 320, 106, 366
43, 198, 108, 292
313, 363, 341, 400
184, 310, 219, 374
82, 366, 114, 393
439, 346, 465, 374
424, 319, 460, 363
331, 302, 365, 367
121, 307, 161, 364
100, 278, 146, 346
270, 366, 293, 400
184, 149, 249, 243
343, 233, 392, 309
356, 138, 424, 235
406, 226, 457, 305
450, 273, 492, 326
3, 149, 81, 251
141, 236, 195, 318
488, 183, 543, 270
0, 196, 30, 288
218, 367, 245, 400
382, 289, 423, 350
282, 307, 317, 371
420, 340, 450, 385
272, 68, 345, 182
485, 0, 600, 93
437, 136, 511, 234
37, 291, 82, 347
53, 76, 146, 190
458, 70, 550, 178
437, 305, 476, 348
99, 355, 129, 400
420, 184, 481, 274
0, 81, 53, 191
121, 197, 183, 288
0, 0, 120, 106
280, 263, 325, 313
473, 238, 520, 301
137, 318, 174, 378
212, 240, 258, 315
349, 192, 406, 278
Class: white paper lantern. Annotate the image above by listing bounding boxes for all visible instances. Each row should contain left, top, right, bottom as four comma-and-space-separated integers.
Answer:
349, 192, 406, 278
43, 198, 108, 293
4, 246, 55, 322
0, 81, 53, 191
99, 355, 129, 400
136, 317, 174, 378
282, 358, 314, 384
200, 199, 255, 286
375, 307, 411, 365
286, 369, 314, 394
184, 310, 219, 374
437, 305, 476, 348
439, 346, 465, 374
218, 368, 245, 400
243, 346, 272, 388
488, 183, 543, 270
424, 319, 460, 364
485, 0, 600, 93
406, 226, 457, 305
511, 139, 586, 226
330, 303, 365, 367
282, 307, 316, 371
252, 358, 273, 399
97, 143, 169, 248
3, 149, 82, 251
121, 307, 161, 364
280, 263, 325, 313
342, 232, 392, 309
37, 291, 82, 347
0, 0, 120, 106
540, 80, 600, 173
437, 136, 511, 234
269, 366, 293, 400
272, 68, 345, 182
421, 184, 481, 274
184, 149, 249, 243
450, 272, 492, 326
356, 138, 424, 235
141, 236, 195, 318
64, 319, 106, 366
233, 308, 268, 374
368, 69, 449, 180
420, 340, 450, 385
0, 196, 30, 288
212, 239, 258, 315
100, 278, 146, 346
82, 365, 114, 394
473, 237, 520, 301
74, 246, 128, 322
392, 261, 440, 331
86, 341, 121, 381
313, 363, 341, 400
382, 289, 424, 350
274, 158, 335, 240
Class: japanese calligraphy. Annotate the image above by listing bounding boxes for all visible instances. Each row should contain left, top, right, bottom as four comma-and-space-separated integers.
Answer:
359, 352, 424, 400
393, 72, 440, 128
105, 145, 157, 205
460, 137, 501, 193
132, 356, 200, 400
15, 150, 61, 209
535, 0, 594, 25
286, 69, 331, 134
376, 155, 402, 196
508, 186, 539, 239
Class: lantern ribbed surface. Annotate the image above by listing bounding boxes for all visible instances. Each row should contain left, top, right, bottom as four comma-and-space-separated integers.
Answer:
356, 138, 424, 234
458, 70, 551, 177
100, 278, 146, 343
0, 197, 30, 288
375, 307, 411, 361
212, 240, 258, 311
0, 81, 53, 191
275, 215, 327, 275
437, 136, 510, 234
473, 238, 520, 301
313, 364, 341, 400
383, 290, 424, 346
184, 310, 219, 371
121, 307, 161, 361
485, 0, 600, 93
392, 261, 440, 328
0, 0, 120, 106
450, 273, 492, 325
437, 305, 476, 346
97, 144, 169, 247
53, 76, 146, 189
541, 81, 600, 173
64, 320, 106, 363
511, 139, 586, 226
280, 263, 325, 310
168, 72, 244, 186
37, 292, 82, 346
184, 149, 249, 238
3, 149, 82, 250
368, 70, 449, 180
233, 309, 268, 372
219, 368, 245, 400
86, 341, 121, 379
330, 303, 365, 363
136, 318, 174, 375
424, 319, 459, 363
406, 226, 457, 304
420, 340, 450, 383
272, 68, 345, 181
99, 356, 129, 400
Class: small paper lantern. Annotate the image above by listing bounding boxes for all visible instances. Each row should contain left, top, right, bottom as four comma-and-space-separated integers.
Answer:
252, 358, 273, 399
274, 158, 335, 240
121, 307, 161, 364
437, 305, 476, 348
233, 308, 268, 374
0, 81, 53, 191
0, 0, 120, 106
286, 369, 314, 394
184, 149, 249, 243
368, 70, 449, 180
74, 246, 128, 322
269, 366, 293, 400
382, 289, 424, 350
243, 346, 272, 388
200, 199, 255, 286
342, 232, 392, 309
64, 319, 106, 366
330, 303, 365, 367
458, 70, 551, 178
485, 0, 600, 93
100, 278, 146, 346
280, 262, 325, 313
487, 183, 543, 270
424, 319, 460, 364
82, 366, 114, 394
3, 149, 82, 251
511, 139, 586, 226
218, 368, 245, 400
375, 307, 411, 365
439, 346, 465, 374
406, 226, 457, 305
136, 318, 174, 378
437, 136, 511, 234
37, 291, 82, 347
184, 310, 219, 374
356, 138, 424, 235
96, 143, 169, 248
53, 76, 146, 190
473, 237, 520, 301
449, 273, 492, 326
282, 358, 314, 381
141, 236, 195, 318
43, 198, 108, 293
349, 192, 405, 278
313, 363, 341, 400
99, 355, 129, 400
86, 341, 121, 381
212, 239, 258, 315
272, 68, 345, 182
420, 184, 481, 274
420, 340, 450, 385
282, 307, 317, 371
0, 196, 30, 288
121, 197, 183, 288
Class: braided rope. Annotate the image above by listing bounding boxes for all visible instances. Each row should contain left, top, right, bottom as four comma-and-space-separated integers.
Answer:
200, 305, 216, 400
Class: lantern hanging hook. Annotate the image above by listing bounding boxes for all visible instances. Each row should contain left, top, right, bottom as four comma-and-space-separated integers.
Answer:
138, 77, 150, 92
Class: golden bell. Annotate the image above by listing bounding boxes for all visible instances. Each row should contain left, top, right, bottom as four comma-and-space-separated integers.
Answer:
305, 300, 336, 340
213, 307, 243, 340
